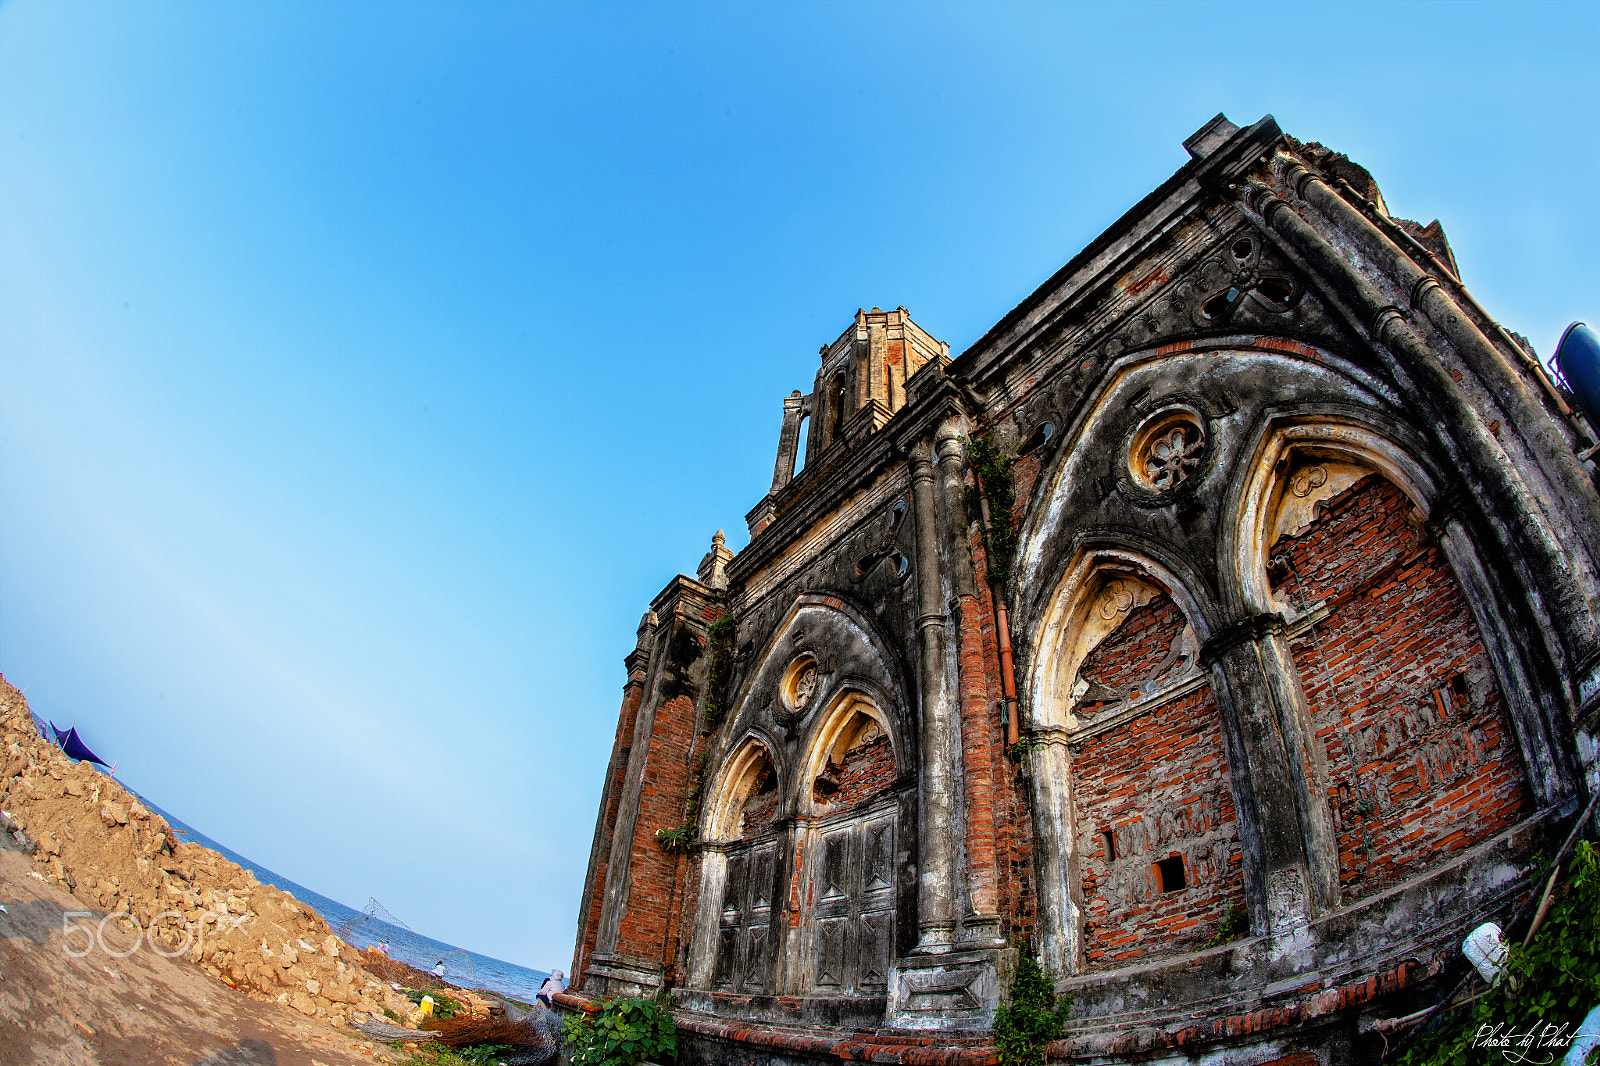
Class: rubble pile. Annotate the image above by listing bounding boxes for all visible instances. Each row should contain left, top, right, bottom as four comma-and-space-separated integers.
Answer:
0, 675, 416, 1029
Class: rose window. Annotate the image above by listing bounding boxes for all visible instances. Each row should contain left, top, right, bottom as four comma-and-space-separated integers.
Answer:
1128, 408, 1207, 493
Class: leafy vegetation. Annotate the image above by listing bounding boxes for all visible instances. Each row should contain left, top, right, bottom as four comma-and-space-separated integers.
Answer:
993, 949, 1070, 1066
702, 611, 736, 730
967, 435, 1018, 589
654, 823, 696, 853
1395, 840, 1600, 1064
405, 987, 462, 1019
1005, 736, 1042, 760
1203, 905, 1249, 949
563, 996, 679, 1066
392, 1046, 511, 1066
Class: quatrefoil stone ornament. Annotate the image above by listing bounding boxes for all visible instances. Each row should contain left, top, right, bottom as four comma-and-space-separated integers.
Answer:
1144, 424, 1204, 490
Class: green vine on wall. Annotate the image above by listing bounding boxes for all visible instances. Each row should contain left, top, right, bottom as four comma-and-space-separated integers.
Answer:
967, 435, 1018, 589
993, 948, 1070, 1066
1394, 840, 1600, 1064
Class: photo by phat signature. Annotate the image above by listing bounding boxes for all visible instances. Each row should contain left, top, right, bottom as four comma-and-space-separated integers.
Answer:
60, 903, 250, 959
1472, 1021, 1584, 1065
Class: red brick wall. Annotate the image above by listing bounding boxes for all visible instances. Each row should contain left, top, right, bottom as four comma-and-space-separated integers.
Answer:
1073, 683, 1245, 967
956, 580, 1004, 918
574, 670, 647, 981
1079, 596, 1186, 708
1272, 474, 1530, 903
614, 691, 701, 961
966, 528, 1043, 941
812, 734, 896, 808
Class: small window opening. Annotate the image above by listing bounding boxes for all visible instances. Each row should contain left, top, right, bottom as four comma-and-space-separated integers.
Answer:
892, 553, 909, 578
855, 550, 885, 577
1018, 421, 1056, 457
1256, 277, 1295, 308
828, 372, 847, 442
1432, 674, 1470, 718
1231, 238, 1253, 260
889, 502, 905, 531
1202, 288, 1241, 321
795, 414, 810, 471
1101, 830, 1117, 862
1156, 856, 1186, 893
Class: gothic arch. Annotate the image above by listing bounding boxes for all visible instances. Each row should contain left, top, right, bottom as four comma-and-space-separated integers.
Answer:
1010, 336, 1399, 618
1221, 410, 1439, 618
1028, 545, 1213, 734
794, 688, 898, 817
1024, 545, 1243, 977
1223, 412, 1546, 902
702, 734, 784, 844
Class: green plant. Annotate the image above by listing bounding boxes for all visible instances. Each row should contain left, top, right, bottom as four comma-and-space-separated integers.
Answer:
654, 823, 696, 853
993, 950, 1069, 1066
1006, 737, 1041, 760
391, 1047, 512, 1066
967, 435, 1018, 589
563, 996, 679, 1066
1395, 840, 1600, 1064
702, 612, 736, 730
1204, 905, 1249, 948
406, 987, 462, 1019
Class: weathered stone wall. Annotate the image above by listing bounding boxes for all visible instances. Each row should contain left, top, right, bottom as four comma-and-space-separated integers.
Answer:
573, 112, 1600, 1064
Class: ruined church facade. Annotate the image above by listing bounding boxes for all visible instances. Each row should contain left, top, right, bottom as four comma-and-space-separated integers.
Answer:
569, 115, 1600, 1063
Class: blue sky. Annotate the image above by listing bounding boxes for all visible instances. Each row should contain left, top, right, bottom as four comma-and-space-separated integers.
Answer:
2, 1, 1596, 970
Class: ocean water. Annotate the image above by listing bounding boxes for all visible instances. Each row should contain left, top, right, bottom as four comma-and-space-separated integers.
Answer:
138, 797, 551, 1004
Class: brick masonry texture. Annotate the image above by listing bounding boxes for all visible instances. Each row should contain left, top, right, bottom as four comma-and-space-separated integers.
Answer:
615, 691, 702, 960
571, 117, 1600, 1064
573, 669, 647, 981
1079, 596, 1186, 708
1072, 680, 1244, 967
1274, 475, 1531, 903
812, 734, 896, 809
970, 529, 1038, 942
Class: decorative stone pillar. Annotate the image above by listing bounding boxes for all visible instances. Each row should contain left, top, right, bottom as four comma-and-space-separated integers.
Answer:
770, 390, 806, 493
1202, 614, 1338, 939
907, 442, 956, 953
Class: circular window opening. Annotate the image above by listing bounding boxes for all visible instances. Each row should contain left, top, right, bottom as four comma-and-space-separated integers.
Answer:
1129, 408, 1206, 492
781, 655, 819, 712
1018, 421, 1056, 457
1231, 238, 1253, 260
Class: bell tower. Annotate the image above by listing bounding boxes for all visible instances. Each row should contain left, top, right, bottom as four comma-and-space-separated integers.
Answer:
753, 308, 947, 535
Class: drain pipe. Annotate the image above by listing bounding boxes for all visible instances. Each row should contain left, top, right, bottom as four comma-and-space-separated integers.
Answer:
971, 467, 1021, 748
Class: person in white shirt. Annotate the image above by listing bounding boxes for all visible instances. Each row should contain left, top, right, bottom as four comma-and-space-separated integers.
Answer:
536, 969, 566, 1007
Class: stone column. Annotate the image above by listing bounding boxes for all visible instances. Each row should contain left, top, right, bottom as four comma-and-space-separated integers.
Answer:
1026, 730, 1081, 977
909, 442, 956, 953
934, 433, 1003, 941
770, 390, 806, 494
1202, 614, 1339, 938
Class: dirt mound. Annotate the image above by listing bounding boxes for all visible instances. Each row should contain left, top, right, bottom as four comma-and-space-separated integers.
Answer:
0, 674, 415, 1029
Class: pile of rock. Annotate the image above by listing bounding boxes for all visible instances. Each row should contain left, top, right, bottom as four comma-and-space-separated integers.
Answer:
0, 675, 415, 1028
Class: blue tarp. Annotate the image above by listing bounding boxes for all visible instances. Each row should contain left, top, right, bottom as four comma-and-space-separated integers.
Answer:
49, 723, 110, 767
